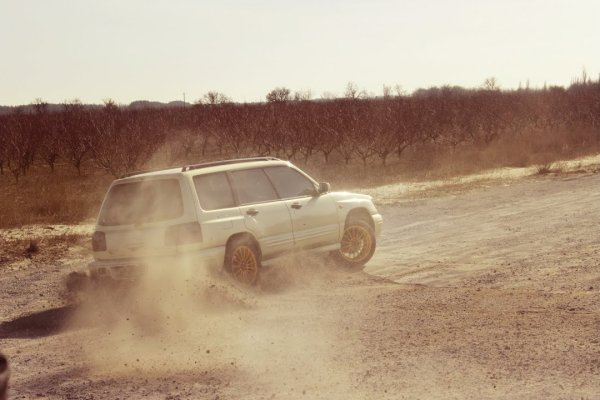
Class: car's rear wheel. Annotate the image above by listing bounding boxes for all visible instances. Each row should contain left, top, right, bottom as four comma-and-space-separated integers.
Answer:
332, 218, 376, 270
225, 236, 261, 285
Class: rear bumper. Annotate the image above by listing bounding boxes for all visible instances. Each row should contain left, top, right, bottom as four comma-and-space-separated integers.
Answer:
88, 246, 226, 280
372, 213, 383, 236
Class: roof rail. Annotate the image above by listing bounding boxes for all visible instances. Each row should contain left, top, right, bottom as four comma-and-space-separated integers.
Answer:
182, 157, 281, 172
121, 167, 175, 179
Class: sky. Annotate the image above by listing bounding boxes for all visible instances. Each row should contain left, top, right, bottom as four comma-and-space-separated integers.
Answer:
1, 0, 599, 106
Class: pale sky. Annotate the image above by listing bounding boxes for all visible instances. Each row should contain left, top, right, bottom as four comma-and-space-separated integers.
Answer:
1, 0, 599, 106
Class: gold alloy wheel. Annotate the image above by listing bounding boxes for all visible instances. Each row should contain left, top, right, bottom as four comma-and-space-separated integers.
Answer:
231, 245, 258, 284
339, 225, 373, 263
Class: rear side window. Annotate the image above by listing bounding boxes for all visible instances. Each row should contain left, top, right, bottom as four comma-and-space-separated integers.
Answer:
230, 168, 279, 205
193, 172, 235, 210
99, 179, 183, 226
264, 166, 316, 198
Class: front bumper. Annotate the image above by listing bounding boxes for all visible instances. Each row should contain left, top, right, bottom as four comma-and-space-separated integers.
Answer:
372, 213, 383, 236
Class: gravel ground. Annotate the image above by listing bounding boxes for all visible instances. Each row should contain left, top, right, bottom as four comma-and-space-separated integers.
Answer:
0, 169, 598, 399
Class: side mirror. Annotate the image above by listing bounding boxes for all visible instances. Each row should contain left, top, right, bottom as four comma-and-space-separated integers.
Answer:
317, 182, 331, 195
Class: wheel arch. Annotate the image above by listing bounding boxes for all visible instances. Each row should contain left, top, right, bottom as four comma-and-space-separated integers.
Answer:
345, 207, 375, 230
225, 231, 262, 259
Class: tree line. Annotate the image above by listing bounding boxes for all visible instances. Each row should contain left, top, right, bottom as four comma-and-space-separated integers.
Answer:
0, 80, 598, 182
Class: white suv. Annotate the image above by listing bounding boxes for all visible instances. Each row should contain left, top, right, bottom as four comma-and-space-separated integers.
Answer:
89, 157, 382, 284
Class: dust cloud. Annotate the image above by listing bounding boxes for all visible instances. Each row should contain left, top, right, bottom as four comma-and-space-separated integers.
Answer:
63, 173, 363, 397
68, 254, 359, 398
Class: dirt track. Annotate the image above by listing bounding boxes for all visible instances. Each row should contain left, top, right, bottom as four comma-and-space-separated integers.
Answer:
0, 170, 599, 399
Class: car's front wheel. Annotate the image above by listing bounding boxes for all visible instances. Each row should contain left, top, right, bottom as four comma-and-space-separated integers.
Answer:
224, 236, 261, 285
332, 218, 376, 271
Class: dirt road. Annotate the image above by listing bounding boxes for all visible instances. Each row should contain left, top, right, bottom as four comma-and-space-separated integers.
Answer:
0, 170, 598, 399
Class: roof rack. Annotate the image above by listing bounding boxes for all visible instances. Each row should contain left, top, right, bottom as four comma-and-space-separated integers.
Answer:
182, 157, 281, 172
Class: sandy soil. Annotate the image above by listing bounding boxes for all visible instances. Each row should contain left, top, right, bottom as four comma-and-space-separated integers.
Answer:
0, 167, 599, 399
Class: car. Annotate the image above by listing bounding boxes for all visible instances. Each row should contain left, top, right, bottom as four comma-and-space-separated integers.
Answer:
89, 157, 382, 285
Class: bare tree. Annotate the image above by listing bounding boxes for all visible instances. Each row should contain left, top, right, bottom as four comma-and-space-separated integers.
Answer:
0, 117, 8, 175
293, 89, 312, 101
313, 103, 343, 163
33, 100, 62, 173
60, 100, 91, 175
344, 81, 360, 99
349, 102, 376, 167
395, 84, 406, 97
286, 103, 317, 163
189, 106, 213, 157
383, 84, 393, 99
483, 77, 500, 91
371, 102, 396, 166
2, 109, 39, 182
88, 100, 163, 177
266, 87, 291, 103
199, 91, 231, 105
263, 103, 296, 159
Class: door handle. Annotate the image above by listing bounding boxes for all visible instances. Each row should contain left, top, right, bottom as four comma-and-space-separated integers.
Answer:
291, 203, 302, 209
246, 208, 259, 216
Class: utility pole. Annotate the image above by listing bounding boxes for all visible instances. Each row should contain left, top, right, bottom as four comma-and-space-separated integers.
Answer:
183, 92, 186, 108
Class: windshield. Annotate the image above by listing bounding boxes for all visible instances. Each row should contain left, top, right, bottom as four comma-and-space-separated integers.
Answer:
98, 179, 183, 226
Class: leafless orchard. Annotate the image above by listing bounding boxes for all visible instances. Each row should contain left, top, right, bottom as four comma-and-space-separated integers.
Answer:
0, 79, 598, 182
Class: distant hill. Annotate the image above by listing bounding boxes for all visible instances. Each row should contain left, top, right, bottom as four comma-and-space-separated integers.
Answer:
0, 104, 69, 115
0, 100, 187, 115
128, 100, 186, 109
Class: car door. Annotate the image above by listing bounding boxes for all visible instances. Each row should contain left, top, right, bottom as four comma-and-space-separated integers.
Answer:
228, 168, 294, 260
264, 166, 339, 250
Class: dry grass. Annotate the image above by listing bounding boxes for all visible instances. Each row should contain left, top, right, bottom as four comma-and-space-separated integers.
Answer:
304, 128, 599, 190
535, 163, 554, 175
535, 161, 570, 175
0, 233, 87, 266
0, 162, 111, 228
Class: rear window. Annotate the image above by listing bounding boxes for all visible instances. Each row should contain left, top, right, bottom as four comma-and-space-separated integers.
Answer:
98, 179, 183, 226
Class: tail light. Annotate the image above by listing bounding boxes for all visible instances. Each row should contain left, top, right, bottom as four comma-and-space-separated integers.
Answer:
92, 231, 107, 251
165, 222, 203, 246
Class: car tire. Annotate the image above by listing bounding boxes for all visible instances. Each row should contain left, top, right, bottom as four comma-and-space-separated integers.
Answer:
332, 218, 376, 271
224, 236, 261, 285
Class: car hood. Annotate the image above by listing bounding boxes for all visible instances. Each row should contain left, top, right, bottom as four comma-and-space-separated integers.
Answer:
327, 191, 373, 202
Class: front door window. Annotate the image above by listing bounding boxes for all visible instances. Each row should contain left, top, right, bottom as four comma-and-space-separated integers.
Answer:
230, 168, 279, 205
263, 166, 316, 199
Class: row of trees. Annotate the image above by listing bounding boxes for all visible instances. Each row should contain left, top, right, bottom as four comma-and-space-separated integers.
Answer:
1, 80, 598, 182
